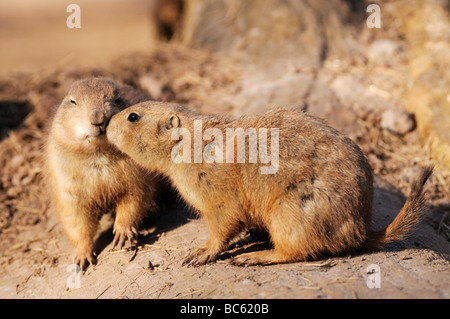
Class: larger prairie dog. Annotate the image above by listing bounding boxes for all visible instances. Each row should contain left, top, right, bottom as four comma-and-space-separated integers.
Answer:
106, 101, 433, 266
45, 78, 160, 268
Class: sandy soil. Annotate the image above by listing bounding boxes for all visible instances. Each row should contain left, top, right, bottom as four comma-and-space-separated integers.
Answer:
2, 188, 449, 299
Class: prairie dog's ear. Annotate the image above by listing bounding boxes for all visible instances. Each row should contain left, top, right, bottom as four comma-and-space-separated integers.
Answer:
165, 114, 180, 130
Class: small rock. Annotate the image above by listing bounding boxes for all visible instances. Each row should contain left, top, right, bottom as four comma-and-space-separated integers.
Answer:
401, 166, 423, 184
368, 153, 385, 171
366, 39, 400, 63
381, 107, 416, 136
6, 187, 20, 198
139, 75, 163, 99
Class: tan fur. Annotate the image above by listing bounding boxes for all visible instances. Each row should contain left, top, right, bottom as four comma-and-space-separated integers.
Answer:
106, 101, 432, 266
363, 166, 433, 250
44, 78, 160, 269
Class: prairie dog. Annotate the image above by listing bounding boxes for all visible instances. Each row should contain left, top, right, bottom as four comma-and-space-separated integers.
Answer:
106, 101, 433, 266
44, 78, 160, 268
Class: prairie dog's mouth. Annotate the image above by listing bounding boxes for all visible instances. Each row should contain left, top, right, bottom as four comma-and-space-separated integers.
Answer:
103, 117, 112, 131
86, 125, 104, 138
74, 123, 107, 140
92, 117, 110, 137
96, 125, 107, 136
95, 130, 107, 139
92, 126, 109, 139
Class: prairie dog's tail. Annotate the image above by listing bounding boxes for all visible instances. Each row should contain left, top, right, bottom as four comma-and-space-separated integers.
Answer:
364, 166, 434, 250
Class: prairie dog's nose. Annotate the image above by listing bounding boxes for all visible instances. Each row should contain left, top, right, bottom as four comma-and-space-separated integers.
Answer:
89, 108, 107, 127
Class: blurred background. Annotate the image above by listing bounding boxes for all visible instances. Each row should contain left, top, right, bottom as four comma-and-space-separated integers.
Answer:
0, 0, 158, 74
2, 0, 447, 167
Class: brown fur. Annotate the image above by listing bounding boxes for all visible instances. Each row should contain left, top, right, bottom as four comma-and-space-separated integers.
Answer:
44, 78, 160, 269
106, 101, 433, 266
363, 166, 433, 250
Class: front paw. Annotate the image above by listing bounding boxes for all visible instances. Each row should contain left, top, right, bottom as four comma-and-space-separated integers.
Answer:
182, 247, 219, 267
75, 250, 97, 271
112, 223, 138, 250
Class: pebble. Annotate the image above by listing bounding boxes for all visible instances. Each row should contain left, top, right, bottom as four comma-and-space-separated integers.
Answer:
381, 107, 416, 136
366, 39, 400, 63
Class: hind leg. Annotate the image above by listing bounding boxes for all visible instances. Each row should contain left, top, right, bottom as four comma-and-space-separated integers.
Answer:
231, 207, 311, 266
230, 243, 309, 266
183, 209, 244, 266
231, 250, 294, 266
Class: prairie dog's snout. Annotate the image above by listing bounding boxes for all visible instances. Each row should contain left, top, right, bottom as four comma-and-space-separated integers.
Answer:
89, 104, 116, 131
62, 79, 125, 140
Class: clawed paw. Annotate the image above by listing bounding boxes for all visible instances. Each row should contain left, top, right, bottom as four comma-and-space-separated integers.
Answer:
75, 251, 97, 271
230, 254, 260, 266
230, 251, 284, 266
112, 224, 138, 250
182, 248, 219, 267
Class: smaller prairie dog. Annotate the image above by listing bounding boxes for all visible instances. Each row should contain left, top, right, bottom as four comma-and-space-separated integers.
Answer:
45, 78, 160, 268
106, 101, 433, 266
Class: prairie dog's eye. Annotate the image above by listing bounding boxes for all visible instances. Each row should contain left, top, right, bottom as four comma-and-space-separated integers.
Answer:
114, 95, 122, 104
127, 112, 140, 122
70, 98, 77, 105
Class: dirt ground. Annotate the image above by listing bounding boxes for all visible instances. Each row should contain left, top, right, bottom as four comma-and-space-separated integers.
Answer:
0, 2, 449, 299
